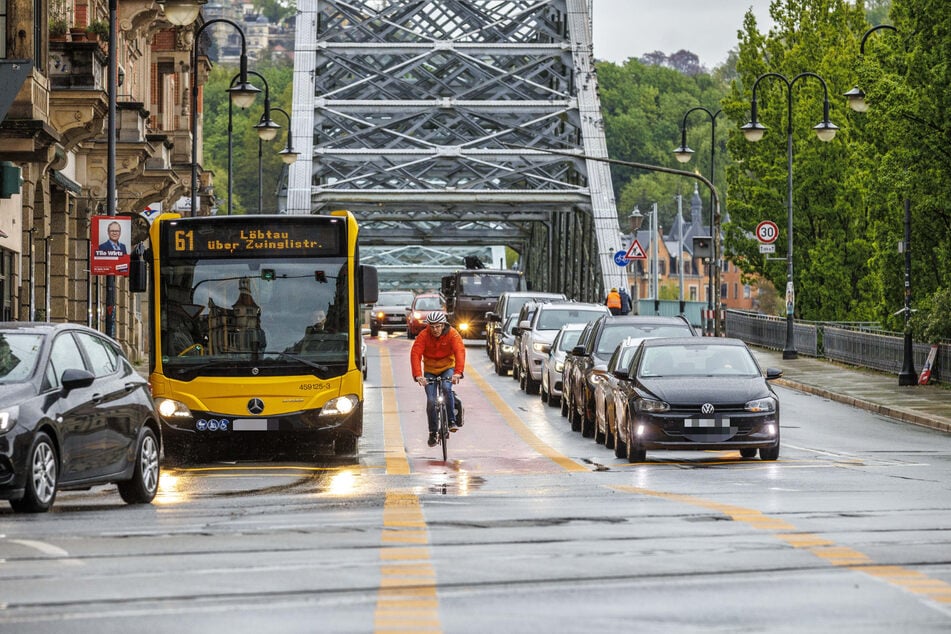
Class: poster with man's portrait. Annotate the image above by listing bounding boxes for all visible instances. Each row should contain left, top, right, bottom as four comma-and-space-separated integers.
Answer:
90, 215, 131, 276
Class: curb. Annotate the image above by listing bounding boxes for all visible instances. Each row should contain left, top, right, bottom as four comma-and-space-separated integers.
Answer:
775, 378, 951, 435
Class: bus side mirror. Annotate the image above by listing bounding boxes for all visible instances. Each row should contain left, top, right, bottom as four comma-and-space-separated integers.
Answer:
129, 251, 148, 293
359, 265, 379, 305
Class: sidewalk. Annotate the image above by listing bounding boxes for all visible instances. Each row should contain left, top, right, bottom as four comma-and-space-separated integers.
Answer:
751, 347, 951, 434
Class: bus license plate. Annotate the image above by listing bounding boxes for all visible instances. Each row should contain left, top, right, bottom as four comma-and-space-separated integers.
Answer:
233, 419, 269, 431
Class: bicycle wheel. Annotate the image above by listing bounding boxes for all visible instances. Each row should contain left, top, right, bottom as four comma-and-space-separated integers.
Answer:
438, 401, 449, 462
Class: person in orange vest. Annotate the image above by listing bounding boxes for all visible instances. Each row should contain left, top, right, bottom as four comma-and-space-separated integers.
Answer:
605, 288, 622, 315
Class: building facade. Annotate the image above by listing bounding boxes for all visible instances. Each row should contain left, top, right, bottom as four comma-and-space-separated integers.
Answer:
0, 0, 214, 360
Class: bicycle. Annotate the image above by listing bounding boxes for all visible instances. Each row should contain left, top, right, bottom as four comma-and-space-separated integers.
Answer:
425, 377, 455, 461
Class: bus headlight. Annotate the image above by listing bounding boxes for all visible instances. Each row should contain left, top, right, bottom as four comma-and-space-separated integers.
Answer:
156, 398, 193, 420
320, 394, 359, 417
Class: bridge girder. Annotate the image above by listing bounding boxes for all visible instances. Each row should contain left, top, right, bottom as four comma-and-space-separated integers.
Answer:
287, 0, 625, 300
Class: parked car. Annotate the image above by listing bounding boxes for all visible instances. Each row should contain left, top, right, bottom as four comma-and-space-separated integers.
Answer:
406, 293, 445, 339
369, 290, 415, 336
611, 337, 782, 462
361, 337, 368, 379
516, 302, 609, 395
0, 322, 162, 513
562, 315, 697, 437
510, 300, 550, 382
485, 291, 567, 359
540, 323, 586, 407
593, 337, 643, 448
492, 314, 519, 375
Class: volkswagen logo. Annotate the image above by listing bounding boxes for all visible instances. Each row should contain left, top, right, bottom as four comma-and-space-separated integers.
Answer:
701, 403, 715, 415
247, 398, 265, 415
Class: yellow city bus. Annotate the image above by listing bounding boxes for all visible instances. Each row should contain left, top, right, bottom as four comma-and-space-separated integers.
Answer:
132, 211, 378, 461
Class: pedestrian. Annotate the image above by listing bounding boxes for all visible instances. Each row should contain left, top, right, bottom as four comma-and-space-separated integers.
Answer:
618, 287, 632, 315
605, 287, 621, 316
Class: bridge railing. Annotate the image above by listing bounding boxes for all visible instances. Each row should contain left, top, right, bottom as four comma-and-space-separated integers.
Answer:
635, 299, 707, 329
724, 309, 949, 385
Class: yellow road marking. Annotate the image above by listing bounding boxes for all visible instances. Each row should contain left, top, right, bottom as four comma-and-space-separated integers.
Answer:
467, 364, 588, 472
612, 485, 951, 608
374, 348, 442, 633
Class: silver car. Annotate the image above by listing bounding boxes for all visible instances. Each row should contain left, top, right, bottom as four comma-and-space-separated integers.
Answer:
540, 322, 586, 407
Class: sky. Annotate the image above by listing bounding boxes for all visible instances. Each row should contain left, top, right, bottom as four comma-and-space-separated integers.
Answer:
591, 0, 776, 69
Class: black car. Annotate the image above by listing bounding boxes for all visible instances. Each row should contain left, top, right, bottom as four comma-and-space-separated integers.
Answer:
492, 314, 519, 375
562, 315, 697, 437
0, 323, 161, 513
611, 337, 782, 462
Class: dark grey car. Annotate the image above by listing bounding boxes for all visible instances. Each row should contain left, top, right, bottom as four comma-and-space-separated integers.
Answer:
0, 322, 161, 513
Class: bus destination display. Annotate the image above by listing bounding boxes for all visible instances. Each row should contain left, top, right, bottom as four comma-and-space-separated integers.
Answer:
163, 219, 342, 257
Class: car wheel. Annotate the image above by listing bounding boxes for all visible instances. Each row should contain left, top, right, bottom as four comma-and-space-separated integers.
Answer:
739, 448, 758, 459
494, 356, 505, 376
594, 413, 605, 445
560, 391, 568, 417
525, 373, 539, 395
626, 438, 646, 463
569, 397, 581, 433
580, 400, 594, 438
370, 326, 379, 337
759, 444, 780, 461
10, 432, 58, 513
605, 423, 615, 449
614, 432, 626, 459
548, 390, 560, 408
540, 381, 549, 403
118, 427, 160, 504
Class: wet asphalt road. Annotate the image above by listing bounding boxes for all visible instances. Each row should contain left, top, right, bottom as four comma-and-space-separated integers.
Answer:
1, 335, 950, 633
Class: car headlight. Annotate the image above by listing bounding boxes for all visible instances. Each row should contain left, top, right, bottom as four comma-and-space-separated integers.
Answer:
458, 323, 470, 332
745, 397, 777, 413
554, 361, 564, 372
635, 397, 669, 413
155, 398, 193, 420
321, 395, 359, 417
0, 407, 17, 434
376, 311, 385, 319
532, 342, 549, 353
413, 311, 423, 320
501, 344, 515, 353
587, 370, 608, 387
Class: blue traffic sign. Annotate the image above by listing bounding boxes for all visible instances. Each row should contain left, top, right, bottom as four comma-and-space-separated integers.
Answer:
614, 250, 629, 267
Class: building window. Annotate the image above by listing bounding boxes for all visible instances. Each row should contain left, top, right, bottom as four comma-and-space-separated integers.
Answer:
689, 286, 697, 301
0, 0, 7, 60
744, 285, 752, 299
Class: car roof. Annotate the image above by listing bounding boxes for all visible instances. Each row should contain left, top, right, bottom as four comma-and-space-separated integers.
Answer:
640, 336, 747, 348
503, 291, 566, 298
0, 321, 97, 336
537, 301, 605, 311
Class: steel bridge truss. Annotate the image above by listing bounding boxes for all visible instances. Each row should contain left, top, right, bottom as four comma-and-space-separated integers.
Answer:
288, 0, 625, 299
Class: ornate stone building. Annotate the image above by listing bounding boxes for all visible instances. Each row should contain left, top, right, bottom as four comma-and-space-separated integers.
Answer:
0, 1, 211, 360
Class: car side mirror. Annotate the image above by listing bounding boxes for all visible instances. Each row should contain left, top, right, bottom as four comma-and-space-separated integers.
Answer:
539, 343, 551, 354
61, 368, 95, 391
613, 368, 629, 380
765, 367, 784, 380
571, 345, 585, 356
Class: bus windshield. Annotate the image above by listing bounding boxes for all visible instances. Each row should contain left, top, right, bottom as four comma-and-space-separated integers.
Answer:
160, 256, 351, 378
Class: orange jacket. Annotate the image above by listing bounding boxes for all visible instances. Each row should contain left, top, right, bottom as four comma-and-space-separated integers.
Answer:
410, 326, 466, 378
606, 290, 621, 310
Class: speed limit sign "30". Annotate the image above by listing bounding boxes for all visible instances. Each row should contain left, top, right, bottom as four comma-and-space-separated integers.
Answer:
755, 220, 779, 244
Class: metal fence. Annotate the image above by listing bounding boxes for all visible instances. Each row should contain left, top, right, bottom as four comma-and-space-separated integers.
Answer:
725, 309, 948, 385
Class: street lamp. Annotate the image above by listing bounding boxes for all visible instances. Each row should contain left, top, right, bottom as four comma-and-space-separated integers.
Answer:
226, 70, 278, 215
271, 107, 300, 165
844, 24, 899, 113
847, 25, 916, 385
741, 71, 839, 359
158, 0, 207, 26
190, 18, 260, 216
674, 106, 722, 335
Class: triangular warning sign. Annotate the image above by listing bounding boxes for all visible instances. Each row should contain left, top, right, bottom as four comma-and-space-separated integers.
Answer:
624, 239, 647, 260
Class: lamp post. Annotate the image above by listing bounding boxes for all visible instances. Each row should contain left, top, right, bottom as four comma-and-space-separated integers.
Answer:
104, 0, 119, 338
674, 106, 722, 336
846, 25, 916, 385
271, 107, 300, 166
741, 72, 839, 359
190, 18, 260, 216
226, 70, 278, 215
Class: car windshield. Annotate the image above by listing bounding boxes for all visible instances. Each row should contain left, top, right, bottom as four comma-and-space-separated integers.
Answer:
596, 323, 693, 356
557, 329, 583, 352
537, 308, 605, 331
414, 296, 443, 310
458, 274, 521, 296
377, 291, 414, 306
0, 333, 43, 383
638, 345, 760, 378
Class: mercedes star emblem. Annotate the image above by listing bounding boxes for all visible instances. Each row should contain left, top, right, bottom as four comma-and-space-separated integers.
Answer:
247, 398, 265, 415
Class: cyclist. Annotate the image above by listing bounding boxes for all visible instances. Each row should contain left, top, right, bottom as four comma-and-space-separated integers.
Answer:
410, 311, 466, 447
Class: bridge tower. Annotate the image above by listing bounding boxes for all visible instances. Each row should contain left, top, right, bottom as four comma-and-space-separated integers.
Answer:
287, 0, 626, 300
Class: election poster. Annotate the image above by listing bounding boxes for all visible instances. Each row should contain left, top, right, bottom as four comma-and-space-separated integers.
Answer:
90, 215, 131, 276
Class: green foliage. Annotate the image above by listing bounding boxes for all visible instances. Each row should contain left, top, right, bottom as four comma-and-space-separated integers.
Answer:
201, 60, 294, 214
912, 288, 951, 343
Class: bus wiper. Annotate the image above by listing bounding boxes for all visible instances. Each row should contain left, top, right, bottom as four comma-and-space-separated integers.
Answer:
270, 351, 330, 373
